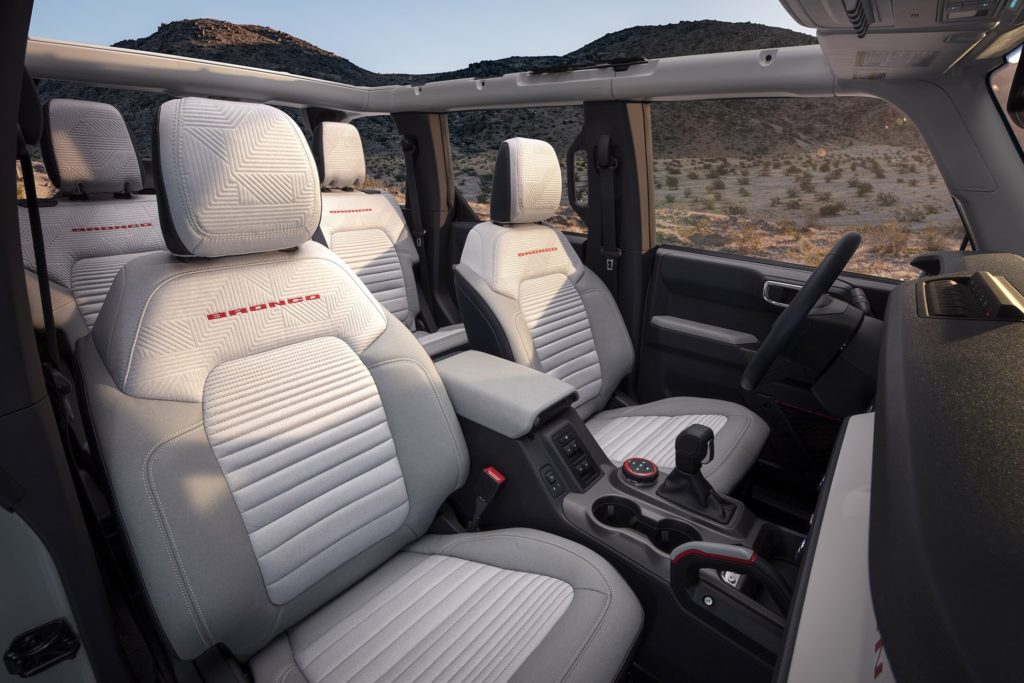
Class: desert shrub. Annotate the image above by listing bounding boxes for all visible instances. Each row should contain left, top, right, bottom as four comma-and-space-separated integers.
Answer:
877, 192, 898, 207
665, 194, 676, 204
737, 177, 750, 186
922, 226, 959, 251
817, 191, 833, 203
701, 196, 717, 211
785, 164, 801, 175
908, 179, 918, 187
666, 175, 679, 190
786, 187, 799, 199
725, 203, 747, 216
864, 223, 909, 256
683, 188, 693, 198
738, 187, 751, 197
783, 199, 802, 210
477, 193, 489, 202
708, 178, 726, 191
818, 201, 847, 217
896, 206, 926, 223
799, 178, 815, 194
686, 171, 699, 180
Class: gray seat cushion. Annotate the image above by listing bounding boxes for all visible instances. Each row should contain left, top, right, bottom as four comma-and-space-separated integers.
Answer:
587, 398, 770, 493
250, 528, 642, 683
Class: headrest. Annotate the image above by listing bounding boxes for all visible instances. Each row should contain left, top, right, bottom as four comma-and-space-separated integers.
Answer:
19, 69, 42, 146
41, 99, 143, 195
314, 122, 365, 190
490, 137, 562, 224
155, 98, 321, 258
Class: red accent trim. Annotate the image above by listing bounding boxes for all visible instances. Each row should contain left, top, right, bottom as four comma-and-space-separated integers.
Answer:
483, 467, 505, 484
71, 222, 153, 233
775, 399, 840, 423
671, 548, 758, 565
328, 208, 373, 214
207, 293, 321, 321
516, 247, 559, 257
622, 458, 658, 478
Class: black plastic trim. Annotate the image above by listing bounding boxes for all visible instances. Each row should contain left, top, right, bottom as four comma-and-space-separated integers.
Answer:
453, 269, 513, 361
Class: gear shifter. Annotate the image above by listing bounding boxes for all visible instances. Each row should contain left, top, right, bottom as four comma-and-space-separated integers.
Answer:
657, 425, 737, 524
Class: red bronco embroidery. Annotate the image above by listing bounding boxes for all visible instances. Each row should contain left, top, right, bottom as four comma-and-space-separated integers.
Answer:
207, 294, 322, 321
71, 222, 154, 233
516, 247, 558, 257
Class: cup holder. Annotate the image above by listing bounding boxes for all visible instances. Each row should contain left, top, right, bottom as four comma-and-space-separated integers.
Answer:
592, 498, 641, 528
592, 496, 700, 554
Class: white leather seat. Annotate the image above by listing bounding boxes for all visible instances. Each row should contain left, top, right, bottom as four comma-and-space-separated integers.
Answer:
454, 137, 769, 492
313, 122, 467, 358
19, 98, 164, 346
77, 100, 641, 681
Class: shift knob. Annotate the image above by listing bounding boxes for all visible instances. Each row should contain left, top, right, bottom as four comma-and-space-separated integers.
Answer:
675, 425, 715, 474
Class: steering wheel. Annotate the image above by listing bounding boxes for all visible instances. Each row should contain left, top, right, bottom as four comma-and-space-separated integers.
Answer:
740, 232, 863, 392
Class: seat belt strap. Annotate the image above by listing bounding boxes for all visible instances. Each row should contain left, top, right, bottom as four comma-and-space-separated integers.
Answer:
17, 133, 73, 430
594, 134, 620, 297
400, 135, 437, 332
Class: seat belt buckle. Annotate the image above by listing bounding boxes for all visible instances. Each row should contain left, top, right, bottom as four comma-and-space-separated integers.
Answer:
466, 467, 505, 531
411, 229, 426, 248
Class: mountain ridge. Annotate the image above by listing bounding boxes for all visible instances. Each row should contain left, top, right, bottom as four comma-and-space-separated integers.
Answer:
37, 18, 918, 176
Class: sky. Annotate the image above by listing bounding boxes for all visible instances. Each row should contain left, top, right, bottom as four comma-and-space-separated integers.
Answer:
28, 0, 813, 74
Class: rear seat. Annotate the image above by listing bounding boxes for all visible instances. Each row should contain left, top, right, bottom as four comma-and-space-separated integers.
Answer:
19, 99, 164, 348
313, 121, 467, 357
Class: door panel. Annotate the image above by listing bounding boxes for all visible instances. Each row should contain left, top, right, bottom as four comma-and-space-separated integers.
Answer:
638, 246, 896, 408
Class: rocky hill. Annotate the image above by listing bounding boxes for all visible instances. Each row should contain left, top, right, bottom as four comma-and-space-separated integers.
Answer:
37, 18, 920, 167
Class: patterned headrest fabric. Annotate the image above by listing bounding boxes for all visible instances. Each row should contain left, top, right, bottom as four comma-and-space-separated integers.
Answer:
460, 223, 582, 299
315, 122, 366, 190
42, 99, 143, 195
155, 98, 321, 258
490, 137, 562, 224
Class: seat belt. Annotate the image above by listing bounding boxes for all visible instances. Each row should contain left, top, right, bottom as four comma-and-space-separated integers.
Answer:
17, 132, 74, 435
400, 135, 438, 332
593, 135, 621, 297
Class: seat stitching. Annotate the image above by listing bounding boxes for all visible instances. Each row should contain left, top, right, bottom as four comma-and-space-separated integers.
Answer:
422, 531, 616, 682
144, 421, 214, 646
364, 356, 466, 487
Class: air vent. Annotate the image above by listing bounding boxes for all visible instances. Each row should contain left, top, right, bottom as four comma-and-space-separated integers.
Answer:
853, 70, 887, 80
855, 50, 937, 68
844, 0, 873, 37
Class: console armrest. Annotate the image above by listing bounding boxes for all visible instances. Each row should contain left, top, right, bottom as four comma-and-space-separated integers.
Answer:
435, 351, 578, 439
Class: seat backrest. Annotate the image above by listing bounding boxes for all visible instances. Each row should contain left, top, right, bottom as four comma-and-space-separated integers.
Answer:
79, 98, 468, 661
455, 137, 634, 420
313, 121, 421, 330
19, 99, 164, 343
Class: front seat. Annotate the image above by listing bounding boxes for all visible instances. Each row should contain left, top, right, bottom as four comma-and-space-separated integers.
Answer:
77, 99, 641, 681
454, 137, 768, 493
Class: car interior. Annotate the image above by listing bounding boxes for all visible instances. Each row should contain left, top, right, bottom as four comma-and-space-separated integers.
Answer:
2, 0, 1023, 681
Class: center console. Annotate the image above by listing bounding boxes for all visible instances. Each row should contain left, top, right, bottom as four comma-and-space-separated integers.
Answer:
436, 351, 805, 682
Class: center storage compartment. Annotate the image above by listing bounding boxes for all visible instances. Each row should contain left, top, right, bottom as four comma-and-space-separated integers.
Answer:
592, 496, 700, 553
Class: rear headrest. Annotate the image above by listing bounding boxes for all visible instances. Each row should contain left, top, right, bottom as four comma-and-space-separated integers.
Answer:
314, 122, 365, 190
19, 69, 42, 146
490, 137, 562, 224
41, 99, 143, 195
154, 98, 321, 258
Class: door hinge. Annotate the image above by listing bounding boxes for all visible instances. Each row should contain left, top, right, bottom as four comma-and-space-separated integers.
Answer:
4, 619, 80, 678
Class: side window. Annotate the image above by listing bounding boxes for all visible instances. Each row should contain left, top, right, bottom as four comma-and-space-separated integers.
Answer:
651, 99, 964, 280
449, 106, 586, 233
350, 116, 406, 203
